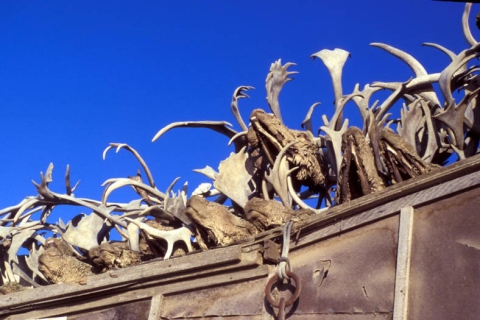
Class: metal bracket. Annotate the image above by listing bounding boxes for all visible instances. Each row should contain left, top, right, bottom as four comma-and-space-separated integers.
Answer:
262, 240, 281, 263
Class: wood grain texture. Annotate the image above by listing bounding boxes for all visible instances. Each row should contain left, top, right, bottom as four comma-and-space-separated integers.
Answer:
393, 206, 414, 320
0, 245, 243, 313
148, 294, 163, 320
246, 155, 480, 250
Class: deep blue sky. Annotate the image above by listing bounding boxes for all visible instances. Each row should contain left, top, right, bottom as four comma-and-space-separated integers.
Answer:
0, 1, 474, 223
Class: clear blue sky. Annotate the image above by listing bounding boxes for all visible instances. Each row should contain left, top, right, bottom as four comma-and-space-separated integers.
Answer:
0, 1, 474, 223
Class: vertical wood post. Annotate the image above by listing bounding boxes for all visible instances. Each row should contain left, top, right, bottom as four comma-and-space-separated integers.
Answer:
393, 206, 414, 320
148, 294, 163, 320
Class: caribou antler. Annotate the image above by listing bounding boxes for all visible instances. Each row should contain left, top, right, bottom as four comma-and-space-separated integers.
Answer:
463, 3, 477, 47
103, 143, 156, 188
311, 48, 351, 130
265, 60, 298, 123
152, 120, 244, 152
350, 83, 382, 122
301, 102, 321, 135
263, 141, 298, 207
370, 42, 441, 109
124, 217, 193, 260
231, 86, 254, 132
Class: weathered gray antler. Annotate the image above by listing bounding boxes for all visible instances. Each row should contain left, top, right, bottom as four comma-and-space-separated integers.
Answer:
286, 175, 328, 213
370, 42, 428, 76
265, 59, 298, 123
351, 83, 382, 122
301, 102, 321, 135
371, 78, 413, 120
193, 165, 218, 181
124, 218, 193, 260
311, 48, 350, 130
24, 243, 47, 284
101, 177, 166, 206
320, 118, 349, 177
56, 210, 112, 251
152, 121, 244, 152
398, 97, 438, 162
103, 143, 156, 188
317, 90, 360, 178
214, 147, 255, 208
435, 86, 480, 150
463, 3, 477, 47
65, 165, 80, 196
8, 224, 46, 280
263, 141, 297, 207
163, 178, 191, 225
422, 42, 457, 61
438, 42, 480, 112
7, 164, 129, 228
231, 86, 254, 132
370, 42, 441, 110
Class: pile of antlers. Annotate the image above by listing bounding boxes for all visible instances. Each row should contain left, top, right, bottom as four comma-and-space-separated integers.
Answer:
1, 4, 479, 292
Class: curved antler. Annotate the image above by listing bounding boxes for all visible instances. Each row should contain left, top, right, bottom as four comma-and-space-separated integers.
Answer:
422, 42, 457, 61
311, 48, 351, 130
265, 60, 298, 123
231, 86, 254, 132
371, 42, 428, 77
463, 3, 477, 47
301, 102, 321, 135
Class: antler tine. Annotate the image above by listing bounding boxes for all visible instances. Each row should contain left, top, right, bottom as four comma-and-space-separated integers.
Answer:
124, 217, 193, 260
311, 48, 350, 130
151, 120, 246, 153
351, 84, 382, 122
103, 143, 156, 188
228, 131, 248, 147
371, 43, 443, 108
463, 3, 477, 47
301, 102, 321, 135
453, 65, 480, 91
231, 86, 254, 132
372, 78, 413, 120
264, 140, 297, 207
417, 98, 439, 163
321, 92, 360, 132
286, 175, 328, 214
370, 43, 428, 77
152, 121, 236, 142
320, 118, 349, 178
422, 42, 457, 61
265, 60, 298, 123
438, 42, 480, 111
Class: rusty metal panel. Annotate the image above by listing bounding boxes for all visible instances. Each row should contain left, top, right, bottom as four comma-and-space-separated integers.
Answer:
284, 215, 398, 317
160, 277, 267, 319
68, 299, 151, 320
409, 186, 480, 320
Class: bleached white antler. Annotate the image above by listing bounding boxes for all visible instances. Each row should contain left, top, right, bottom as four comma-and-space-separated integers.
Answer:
124, 217, 193, 260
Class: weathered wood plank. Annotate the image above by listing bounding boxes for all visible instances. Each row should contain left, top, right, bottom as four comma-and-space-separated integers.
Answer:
247, 155, 480, 246
301, 157, 480, 236
1, 249, 262, 318
148, 294, 163, 320
121, 250, 262, 291
407, 187, 480, 320
291, 169, 480, 249
0, 244, 243, 311
393, 206, 414, 320
9, 265, 269, 320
